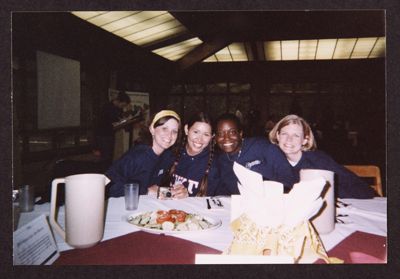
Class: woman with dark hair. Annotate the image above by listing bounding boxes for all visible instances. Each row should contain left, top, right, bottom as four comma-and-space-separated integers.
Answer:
268, 114, 375, 198
147, 112, 219, 198
105, 110, 181, 197
214, 112, 287, 195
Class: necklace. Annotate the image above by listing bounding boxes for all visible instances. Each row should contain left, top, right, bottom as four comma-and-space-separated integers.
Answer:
225, 148, 242, 162
225, 139, 244, 162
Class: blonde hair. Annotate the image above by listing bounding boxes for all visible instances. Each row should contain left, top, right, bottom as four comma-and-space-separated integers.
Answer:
269, 114, 317, 151
150, 110, 181, 129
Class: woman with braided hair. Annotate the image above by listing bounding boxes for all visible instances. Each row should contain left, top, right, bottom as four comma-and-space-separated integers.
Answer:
147, 112, 219, 199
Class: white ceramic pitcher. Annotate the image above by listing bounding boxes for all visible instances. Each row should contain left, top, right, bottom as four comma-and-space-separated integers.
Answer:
300, 169, 335, 235
50, 173, 110, 249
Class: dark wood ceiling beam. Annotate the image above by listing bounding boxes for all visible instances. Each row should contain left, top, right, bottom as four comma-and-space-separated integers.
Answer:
170, 11, 385, 42
177, 37, 231, 71
143, 32, 195, 51
249, 42, 259, 61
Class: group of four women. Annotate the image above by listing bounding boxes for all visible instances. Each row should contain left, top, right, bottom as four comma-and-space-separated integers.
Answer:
105, 109, 376, 200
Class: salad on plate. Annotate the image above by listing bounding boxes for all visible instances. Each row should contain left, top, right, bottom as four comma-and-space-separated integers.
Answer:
127, 209, 221, 233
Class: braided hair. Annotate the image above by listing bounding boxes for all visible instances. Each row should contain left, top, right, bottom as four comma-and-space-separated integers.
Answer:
196, 137, 215, 197
159, 112, 215, 197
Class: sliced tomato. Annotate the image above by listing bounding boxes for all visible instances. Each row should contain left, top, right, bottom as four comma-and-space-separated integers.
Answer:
175, 213, 186, 222
167, 209, 187, 222
169, 210, 186, 215
156, 212, 172, 224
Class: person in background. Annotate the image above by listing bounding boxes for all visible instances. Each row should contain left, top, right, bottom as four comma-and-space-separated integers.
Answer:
214, 113, 286, 195
246, 109, 264, 136
131, 104, 151, 145
147, 112, 219, 199
268, 114, 375, 199
105, 110, 181, 197
234, 106, 244, 124
264, 114, 276, 136
93, 91, 131, 167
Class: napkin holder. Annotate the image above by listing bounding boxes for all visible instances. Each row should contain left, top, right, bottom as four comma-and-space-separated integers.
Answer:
224, 213, 331, 263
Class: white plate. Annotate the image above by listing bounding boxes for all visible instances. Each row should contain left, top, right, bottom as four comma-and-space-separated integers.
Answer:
126, 211, 222, 235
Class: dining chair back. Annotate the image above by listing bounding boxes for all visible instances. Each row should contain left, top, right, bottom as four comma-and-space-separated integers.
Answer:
344, 165, 383, 197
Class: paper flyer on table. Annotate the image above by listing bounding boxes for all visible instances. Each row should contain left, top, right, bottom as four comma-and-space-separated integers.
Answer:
13, 214, 60, 265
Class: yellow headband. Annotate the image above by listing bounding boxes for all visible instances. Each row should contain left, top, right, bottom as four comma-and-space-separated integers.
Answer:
150, 110, 181, 128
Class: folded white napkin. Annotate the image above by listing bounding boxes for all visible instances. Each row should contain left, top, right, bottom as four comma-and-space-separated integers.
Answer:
233, 162, 326, 228
283, 178, 327, 227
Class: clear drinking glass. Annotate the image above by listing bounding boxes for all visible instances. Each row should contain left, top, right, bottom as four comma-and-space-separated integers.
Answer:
19, 185, 35, 212
124, 183, 139, 210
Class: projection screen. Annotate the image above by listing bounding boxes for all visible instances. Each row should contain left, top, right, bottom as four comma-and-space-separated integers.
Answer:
36, 51, 80, 129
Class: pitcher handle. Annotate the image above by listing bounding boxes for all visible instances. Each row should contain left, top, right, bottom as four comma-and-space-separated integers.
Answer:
50, 178, 66, 241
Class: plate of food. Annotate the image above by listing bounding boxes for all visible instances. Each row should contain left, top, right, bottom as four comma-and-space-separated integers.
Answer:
126, 209, 222, 234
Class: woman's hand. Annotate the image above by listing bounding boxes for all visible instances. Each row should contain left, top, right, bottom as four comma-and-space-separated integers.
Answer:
171, 184, 189, 199
147, 185, 159, 198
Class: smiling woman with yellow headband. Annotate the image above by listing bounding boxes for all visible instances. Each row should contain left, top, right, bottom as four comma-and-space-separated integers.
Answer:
106, 110, 181, 197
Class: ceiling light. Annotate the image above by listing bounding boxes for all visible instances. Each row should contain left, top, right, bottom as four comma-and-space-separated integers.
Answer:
71, 11, 187, 47
152, 38, 203, 61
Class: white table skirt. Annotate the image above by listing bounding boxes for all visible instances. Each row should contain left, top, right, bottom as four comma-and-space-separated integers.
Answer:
17, 196, 387, 253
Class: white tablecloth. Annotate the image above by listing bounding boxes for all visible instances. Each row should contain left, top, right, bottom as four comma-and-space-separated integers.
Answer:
17, 196, 387, 253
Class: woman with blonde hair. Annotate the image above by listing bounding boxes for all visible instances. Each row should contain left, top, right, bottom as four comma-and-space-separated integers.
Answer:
268, 114, 375, 198
106, 110, 181, 197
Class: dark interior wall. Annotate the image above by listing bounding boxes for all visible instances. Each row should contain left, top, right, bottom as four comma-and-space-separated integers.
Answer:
176, 59, 385, 124
179, 59, 384, 87
12, 12, 176, 131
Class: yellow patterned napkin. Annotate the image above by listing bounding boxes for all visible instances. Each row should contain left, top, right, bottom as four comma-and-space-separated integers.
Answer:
225, 214, 342, 263
229, 162, 343, 263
